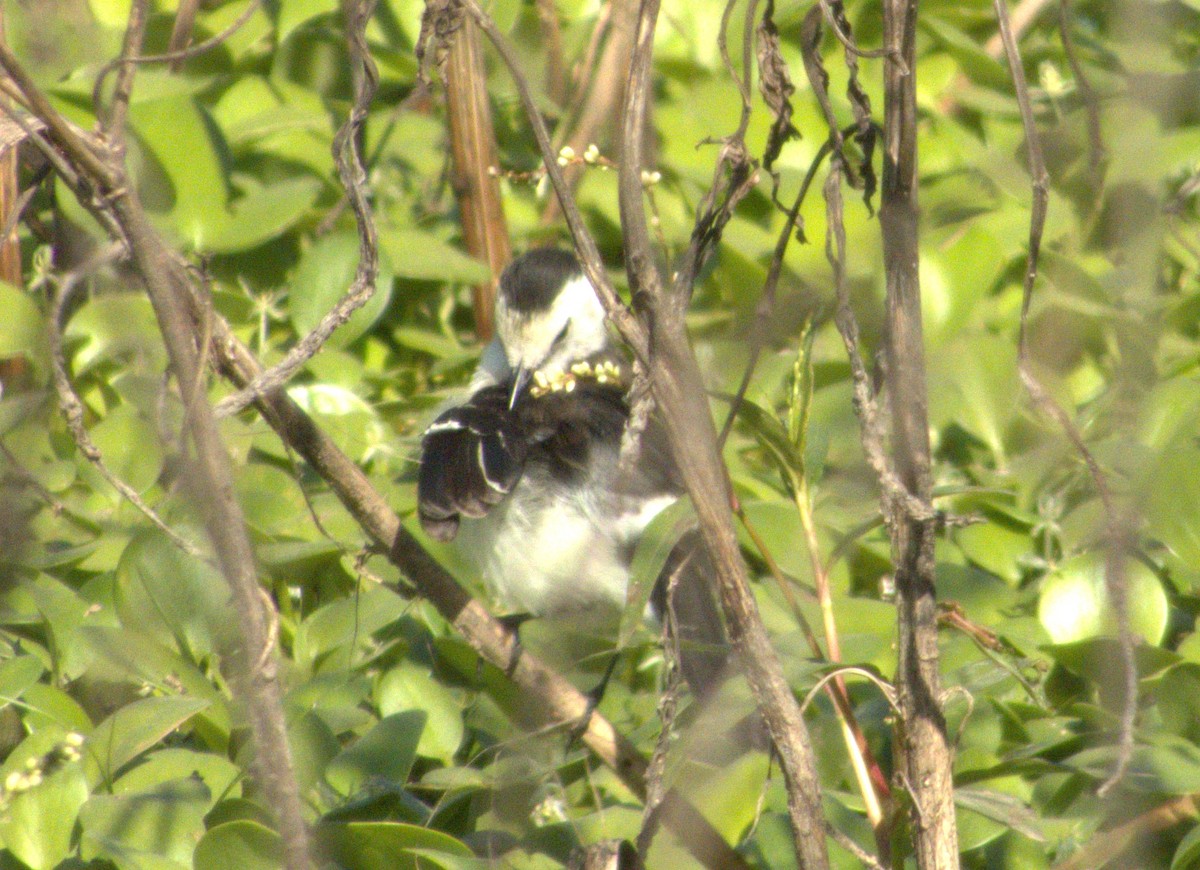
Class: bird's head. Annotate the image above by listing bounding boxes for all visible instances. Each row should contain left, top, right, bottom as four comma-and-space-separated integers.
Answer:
494, 249, 610, 407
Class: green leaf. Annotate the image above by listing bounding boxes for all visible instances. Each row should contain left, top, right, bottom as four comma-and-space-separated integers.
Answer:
1044, 637, 1180, 683
86, 696, 211, 784
954, 787, 1045, 842
203, 178, 322, 254
1144, 442, 1200, 574
79, 625, 231, 745
326, 711, 425, 797
115, 531, 238, 659
82, 404, 164, 497
64, 292, 166, 375
1038, 554, 1168, 645
128, 96, 228, 248
1067, 737, 1200, 795
1158, 665, 1200, 743
27, 573, 93, 680
293, 586, 409, 672
290, 231, 395, 349
378, 230, 491, 283
0, 730, 90, 870
286, 384, 389, 463
113, 748, 240, 809
318, 821, 473, 870
0, 282, 47, 377
194, 821, 283, 870
0, 655, 44, 706
376, 664, 464, 764
1173, 822, 1200, 870
277, 0, 339, 42
78, 777, 211, 869
235, 463, 311, 537
286, 711, 340, 796
619, 498, 694, 647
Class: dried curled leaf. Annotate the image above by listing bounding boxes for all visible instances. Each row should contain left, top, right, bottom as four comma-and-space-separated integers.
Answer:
799, 3, 877, 214
826, 0, 878, 211
757, 0, 799, 173
415, 0, 466, 83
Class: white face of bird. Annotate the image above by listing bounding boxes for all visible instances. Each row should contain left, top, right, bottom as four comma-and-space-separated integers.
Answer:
495, 273, 610, 406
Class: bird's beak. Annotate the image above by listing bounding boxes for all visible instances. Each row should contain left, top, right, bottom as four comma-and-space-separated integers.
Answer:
508, 366, 530, 410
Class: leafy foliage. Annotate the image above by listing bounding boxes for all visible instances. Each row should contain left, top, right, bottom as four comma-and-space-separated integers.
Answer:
0, 0, 1198, 866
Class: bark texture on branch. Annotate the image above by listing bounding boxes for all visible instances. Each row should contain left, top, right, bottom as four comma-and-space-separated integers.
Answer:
445, 16, 510, 339
879, 0, 959, 865
613, 0, 829, 865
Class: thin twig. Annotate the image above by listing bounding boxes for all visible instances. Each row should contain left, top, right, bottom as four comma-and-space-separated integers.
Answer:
535, 0, 567, 104
463, 0, 649, 363
92, 0, 265, 120
878, 0, 959, 862
716, 130, 837, 450
991, 0, 1136, 797
214, 0, 379, 418
166, 0, 202, 71
816, 0, 893, 61
1057, 0, 1106, 185
0, 43, 118, 189
101, 0, 149, 147
614, 0, 828, 862
47, 245, 203, 558
825, 821, 887, 870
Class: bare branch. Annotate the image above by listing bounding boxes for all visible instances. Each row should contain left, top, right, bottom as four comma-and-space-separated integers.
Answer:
214, 0, 380, 418
47, 245, 203, 558
101, 0, 149, 146
462, 0, 650, 363
166, 0, 202, 71
991, 0, 1135, 797
541, 0, 636, 225
1, 31, 313, 870
984, 0, 1053, 58
878, 0, 959, 863
617, 0, 667, 308
0, 43, 118, 190
535, 0, 567, 104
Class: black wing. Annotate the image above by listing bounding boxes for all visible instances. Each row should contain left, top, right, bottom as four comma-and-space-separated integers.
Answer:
417, 385, 528, 541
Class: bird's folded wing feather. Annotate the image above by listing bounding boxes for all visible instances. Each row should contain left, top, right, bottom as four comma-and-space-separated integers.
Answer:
417, 386, 527, 541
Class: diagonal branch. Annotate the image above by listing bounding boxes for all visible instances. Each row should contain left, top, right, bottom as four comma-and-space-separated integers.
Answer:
462, 0, 649, 364
214, 0, 380, 418
990, 0, 1135, 797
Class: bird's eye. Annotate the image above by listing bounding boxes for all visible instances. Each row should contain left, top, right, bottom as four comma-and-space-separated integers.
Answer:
551, 321, 570, 347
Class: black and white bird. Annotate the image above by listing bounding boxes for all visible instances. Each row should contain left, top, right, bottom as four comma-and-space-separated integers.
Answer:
417, 248, 728, 697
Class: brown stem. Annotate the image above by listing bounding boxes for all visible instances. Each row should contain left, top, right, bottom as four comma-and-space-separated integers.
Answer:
879, 0, 958, 865
112, 190, 313, 870
166, 0, 201, 71
445, 17, 511, 339
540, 0, 637, 225
991, 0, 1135, 798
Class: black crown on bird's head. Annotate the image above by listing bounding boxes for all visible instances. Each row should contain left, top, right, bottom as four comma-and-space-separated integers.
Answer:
497, 247, 583, 314
494, 248, 612, 408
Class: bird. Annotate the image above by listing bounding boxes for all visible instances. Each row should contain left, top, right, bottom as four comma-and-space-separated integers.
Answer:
416, 247, 729, 699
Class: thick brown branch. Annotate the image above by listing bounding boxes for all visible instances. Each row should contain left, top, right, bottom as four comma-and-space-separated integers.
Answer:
199, 309, 749, 870
614, 0, 828, 866
879, 0, 958, 866
445, 17, 511, 339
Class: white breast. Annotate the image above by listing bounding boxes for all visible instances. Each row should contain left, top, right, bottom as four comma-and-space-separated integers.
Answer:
455, 461, 672, 616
